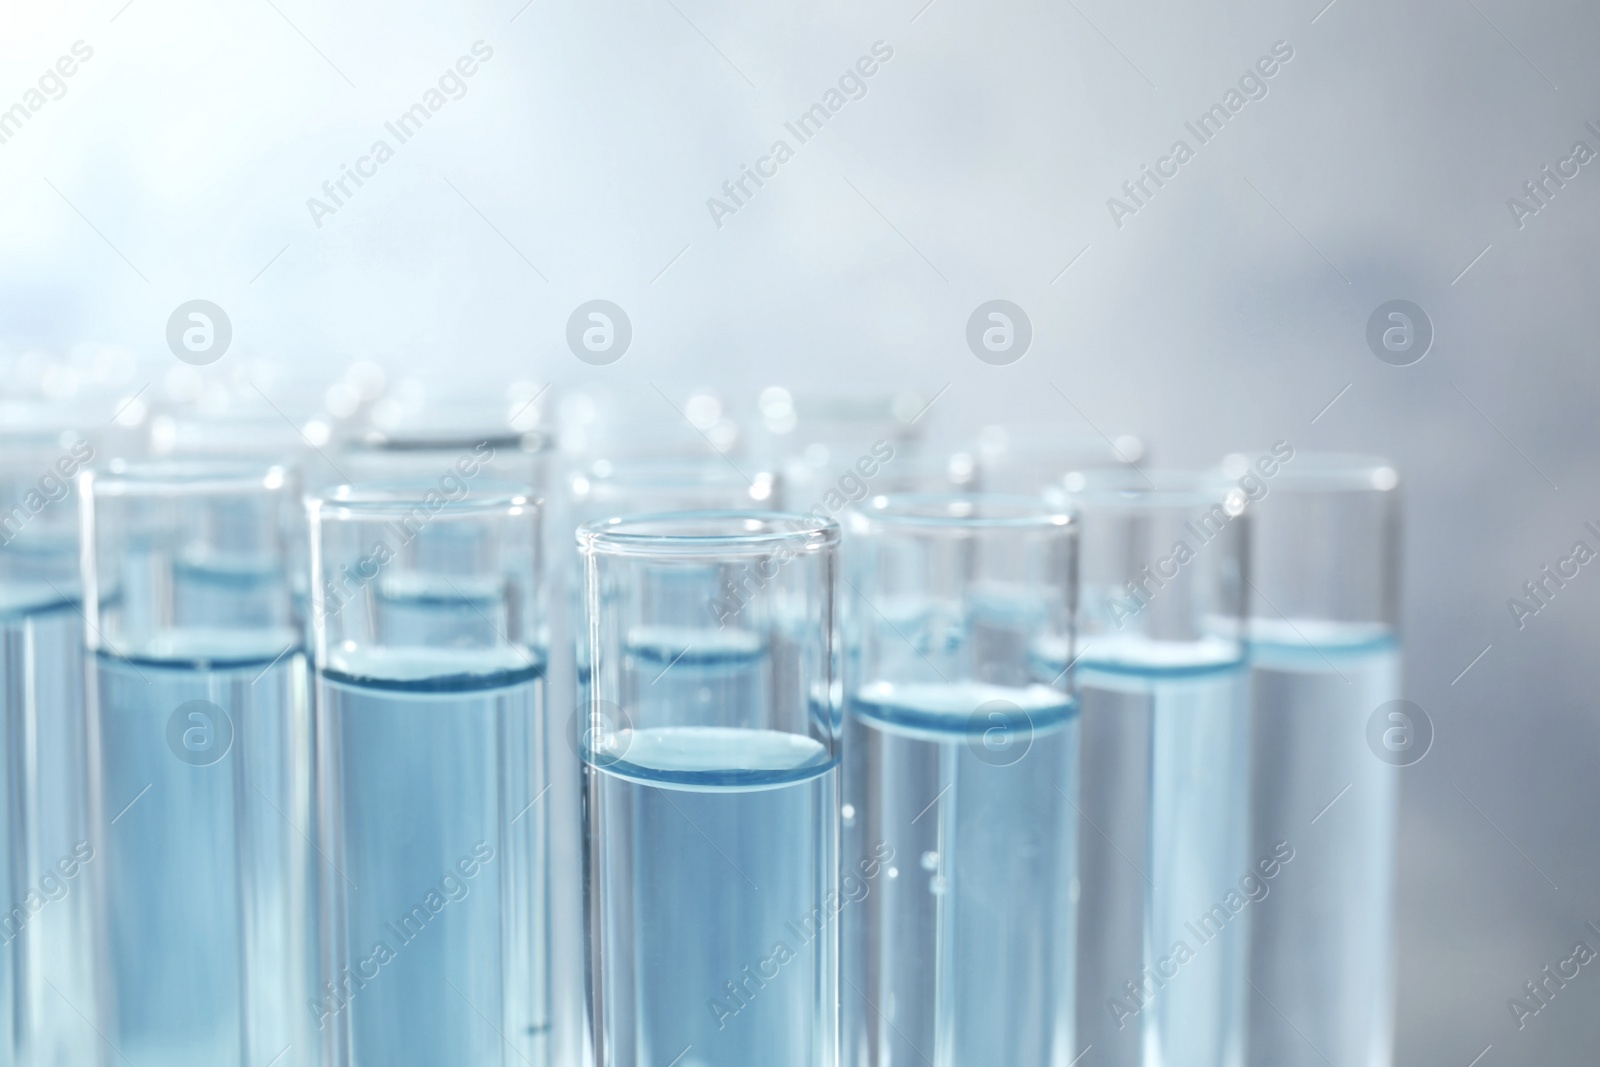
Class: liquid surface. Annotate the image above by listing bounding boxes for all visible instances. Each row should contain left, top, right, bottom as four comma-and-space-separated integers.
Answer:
844, 682, 1079, 1067
588, 725, 836, 1067
1247, 629, 1399, 1067
594, 725, 833, 789
318, 652, 549, 1067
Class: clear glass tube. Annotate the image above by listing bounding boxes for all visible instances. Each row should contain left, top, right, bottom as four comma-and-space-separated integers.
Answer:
578, 512, 840, 1067
1055, 469, 1251, 1067
1241, 453, 1401, 1067
80, 459, 311, 1067
556, 456, 779, 1066
307, 482, 548, 1067
841, 493, 1078, 1067
0, 427, 101, 1065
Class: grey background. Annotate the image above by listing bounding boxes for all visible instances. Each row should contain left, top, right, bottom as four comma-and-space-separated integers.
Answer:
3, 0, 1598, 1063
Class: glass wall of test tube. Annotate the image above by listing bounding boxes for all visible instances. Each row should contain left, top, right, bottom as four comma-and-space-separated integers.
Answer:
307, 483, 548, 1067
578, 511, 840, 1067
1057, 469, 1251, 1067
0, 428, 100, 1066
80, 459, 309, 1067
840, 493, 1077, 1067
1243, 453, 1402, 1067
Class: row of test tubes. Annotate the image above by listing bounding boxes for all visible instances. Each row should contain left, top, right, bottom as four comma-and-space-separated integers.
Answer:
0, 391, 1401, 1067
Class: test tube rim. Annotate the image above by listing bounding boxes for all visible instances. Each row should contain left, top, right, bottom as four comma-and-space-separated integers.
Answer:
1223, 450, 1400, 494
306, 479, 542, 521
346, 428, 550, 455
846, 490, 1073, 531
577, 508, 838, 556
81, 457, 293, 497
1055, 467, 1234, 509
976, 423, 1143, 462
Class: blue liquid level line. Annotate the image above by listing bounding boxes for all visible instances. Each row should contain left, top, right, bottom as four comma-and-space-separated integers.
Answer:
588, 726, 837, 1067
591, 725, 835, 790
843, 681, 1078, 1067
318, 654, 550, 1067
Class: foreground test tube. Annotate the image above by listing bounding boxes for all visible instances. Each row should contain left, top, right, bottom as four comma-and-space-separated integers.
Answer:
308, 483, 549, 1066
1055, 470, 1251, 1067
842, 494, 1077, 1066
579, 512, 839, 1067
1245, 455, 1401, 1067
81, 460, 311, 1067
0, 429, 100, 1065
557, 457, 778, 1065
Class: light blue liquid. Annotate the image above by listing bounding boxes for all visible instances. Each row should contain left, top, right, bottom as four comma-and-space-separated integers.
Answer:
0, 590, 101, 1067
96, 635, 312, 1067
843, 681, 1079, 1067
317, 648, 549, 1067
586, 726, 837, 1067
1070, 637, 1250, 1067
1247, 625, 1399, 1067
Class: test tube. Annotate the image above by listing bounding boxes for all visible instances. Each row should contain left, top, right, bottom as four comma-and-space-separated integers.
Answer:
80, 459, 311, 1067
579, 512, 840, 1067
1243, 454, 1401, 1067
556, 456, 778, 1064
307, 481, 548, 1067
1054, 469, 1251, 1067
0, 428, 101, 1065
841, 493, 1078, 1066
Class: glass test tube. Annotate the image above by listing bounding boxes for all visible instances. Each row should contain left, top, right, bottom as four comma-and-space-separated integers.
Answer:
308, 482, 548, 1067
1243, 454, 1401, 1067
0, 428, 101, 1066
579, 512, 840, 1067
80, 460, 311, 1067
1055, 469, 1251, 1067
557, 456, 778, 1065
841, 494, 1078, 1067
